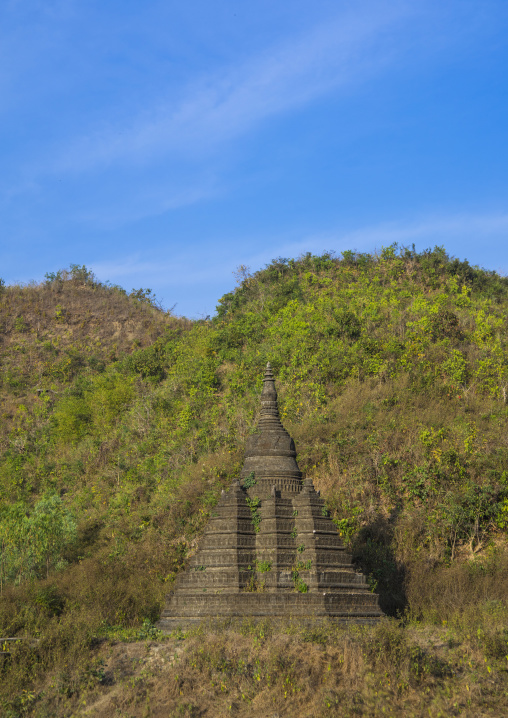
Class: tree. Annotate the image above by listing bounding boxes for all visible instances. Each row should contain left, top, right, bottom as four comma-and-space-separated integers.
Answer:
0, 494, 77, 590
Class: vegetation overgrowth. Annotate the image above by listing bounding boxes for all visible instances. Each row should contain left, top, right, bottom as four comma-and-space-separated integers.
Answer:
1, 247, 508, 716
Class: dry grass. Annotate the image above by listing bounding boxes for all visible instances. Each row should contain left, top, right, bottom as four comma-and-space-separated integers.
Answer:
10, 617, 507, 717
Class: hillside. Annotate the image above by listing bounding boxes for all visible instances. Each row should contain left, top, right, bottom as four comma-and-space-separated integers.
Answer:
1, 247, 508, 717
0, 265, 190, 435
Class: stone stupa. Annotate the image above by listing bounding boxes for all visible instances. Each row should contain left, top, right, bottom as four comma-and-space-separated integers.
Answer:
159, 364, 383, 629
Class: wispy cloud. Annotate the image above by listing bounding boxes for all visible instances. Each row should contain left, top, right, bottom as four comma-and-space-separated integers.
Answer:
73, 178, 220, 229
90, 209, 508, 300
211, 211, 508, 283
49, 3, 416, 175
324, 213, 508, 254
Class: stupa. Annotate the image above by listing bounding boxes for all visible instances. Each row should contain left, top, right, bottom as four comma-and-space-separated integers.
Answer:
159, 364, 383, 629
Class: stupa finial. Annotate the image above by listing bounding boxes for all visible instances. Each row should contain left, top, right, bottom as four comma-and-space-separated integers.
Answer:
260, 361, 280, 424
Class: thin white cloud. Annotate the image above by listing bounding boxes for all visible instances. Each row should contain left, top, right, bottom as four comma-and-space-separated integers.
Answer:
211, 212, 508, 283
324, 213, 508, 252
90, 210, 508, 291
73, 180, 220, 229
50, 2, 416, 174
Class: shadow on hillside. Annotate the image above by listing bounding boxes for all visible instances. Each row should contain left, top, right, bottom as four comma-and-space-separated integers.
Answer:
67, 519, 104, 564
352, 507, 407, 617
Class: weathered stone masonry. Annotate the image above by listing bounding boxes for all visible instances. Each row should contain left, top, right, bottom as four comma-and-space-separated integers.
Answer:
159, 364, 383, 629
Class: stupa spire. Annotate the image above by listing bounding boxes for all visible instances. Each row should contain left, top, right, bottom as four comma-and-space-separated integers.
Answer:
240, 362, 303, 496
257, 362, 285, 431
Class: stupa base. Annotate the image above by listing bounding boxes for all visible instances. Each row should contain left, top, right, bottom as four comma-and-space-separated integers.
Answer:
158, 591, 383, 632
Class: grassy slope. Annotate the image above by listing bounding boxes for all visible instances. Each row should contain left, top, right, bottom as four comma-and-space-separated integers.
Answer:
1, 248, 508, 717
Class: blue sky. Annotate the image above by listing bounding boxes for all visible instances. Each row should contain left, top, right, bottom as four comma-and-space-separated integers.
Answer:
2, 0, 508, 317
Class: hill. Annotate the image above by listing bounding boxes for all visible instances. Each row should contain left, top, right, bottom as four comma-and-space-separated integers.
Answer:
1, 247, 508, 717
